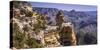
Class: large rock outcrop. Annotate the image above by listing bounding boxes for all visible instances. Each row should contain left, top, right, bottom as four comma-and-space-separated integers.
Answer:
59, 22, 77, 46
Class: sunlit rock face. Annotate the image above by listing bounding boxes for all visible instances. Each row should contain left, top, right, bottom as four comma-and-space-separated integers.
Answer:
11, 1, 46, 48
59, 22, 77, 46
43, 22, 77, 47
44, 31, 61, 47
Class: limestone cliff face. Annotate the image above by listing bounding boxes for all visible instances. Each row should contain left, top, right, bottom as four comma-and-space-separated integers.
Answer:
55, 10, 77, 46
44, 31, 61, 47
10, 1, 77, 49
11, 1, 46, 48
60, 22, 77, 46
43, 22, 77, 47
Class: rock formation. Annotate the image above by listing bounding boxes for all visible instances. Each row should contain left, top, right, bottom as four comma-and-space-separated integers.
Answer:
59, 22, 77, 46
56, 10, 64, 27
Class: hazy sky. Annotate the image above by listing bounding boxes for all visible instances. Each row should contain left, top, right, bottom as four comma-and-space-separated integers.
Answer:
30, 2, 97, 11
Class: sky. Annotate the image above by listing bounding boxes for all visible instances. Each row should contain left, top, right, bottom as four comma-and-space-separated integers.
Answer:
30, 2, 97, 11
